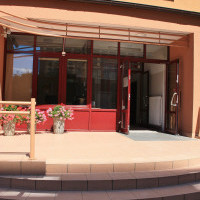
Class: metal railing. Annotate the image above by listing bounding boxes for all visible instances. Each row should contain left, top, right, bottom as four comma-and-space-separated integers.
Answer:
0, 98, 36, 159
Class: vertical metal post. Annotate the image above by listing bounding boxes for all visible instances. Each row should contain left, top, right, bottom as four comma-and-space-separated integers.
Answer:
30, 98, 35, 160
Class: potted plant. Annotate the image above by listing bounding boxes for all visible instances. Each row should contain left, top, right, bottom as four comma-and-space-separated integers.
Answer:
0, 105, 22, 136
47, 105, 74, 134
22, 108, 47, 133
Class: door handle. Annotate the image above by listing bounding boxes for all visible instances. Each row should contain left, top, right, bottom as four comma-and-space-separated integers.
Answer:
171, 92, 178, 107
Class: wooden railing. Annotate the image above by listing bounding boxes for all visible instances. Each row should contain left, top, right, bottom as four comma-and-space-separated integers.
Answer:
0, 98, 36, 159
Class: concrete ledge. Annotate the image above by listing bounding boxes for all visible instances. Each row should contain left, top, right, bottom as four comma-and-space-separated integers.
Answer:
0, 160, 45, 175
0, 157, 200, 175
46, 158, 200, 174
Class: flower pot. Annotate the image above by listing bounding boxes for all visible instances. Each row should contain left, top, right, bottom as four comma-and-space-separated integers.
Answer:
27, 123, 37, 134
53, 118, 65, 134
3, 120, 15, 136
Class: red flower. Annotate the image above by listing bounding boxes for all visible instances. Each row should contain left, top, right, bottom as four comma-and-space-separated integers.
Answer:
17, 107, 23, 111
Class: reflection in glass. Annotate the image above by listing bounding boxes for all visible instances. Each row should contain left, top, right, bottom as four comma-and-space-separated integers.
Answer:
65, 38, 91, 54
66, 59, 87, 105
93, 41, 118, 56
120, 43, 144, 57
37, 58, 59, 104
146, 45, 167, 60
5, 54, 33, 101
7, 35, 34, 51
92, 58, 118, 109
36, 36, 63, 52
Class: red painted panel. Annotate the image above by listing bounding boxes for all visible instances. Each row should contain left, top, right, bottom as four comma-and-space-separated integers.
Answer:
90, 111, 116, 131
65, 110, 89, 130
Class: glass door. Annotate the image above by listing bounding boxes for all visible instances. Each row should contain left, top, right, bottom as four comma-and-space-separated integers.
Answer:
166, 60, 179, 134
141, 71, 149, 127
62, 58, 89, 106
120, 60, 131, 134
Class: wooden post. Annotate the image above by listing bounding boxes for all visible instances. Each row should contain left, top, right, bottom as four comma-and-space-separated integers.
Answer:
30, 98, 36, 160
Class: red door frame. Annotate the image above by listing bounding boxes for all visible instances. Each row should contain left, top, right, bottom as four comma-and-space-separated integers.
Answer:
119, 59, 131, 134
165, 59, 179, 134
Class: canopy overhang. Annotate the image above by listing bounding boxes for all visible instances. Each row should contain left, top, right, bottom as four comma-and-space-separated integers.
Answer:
0, 9, 189, 47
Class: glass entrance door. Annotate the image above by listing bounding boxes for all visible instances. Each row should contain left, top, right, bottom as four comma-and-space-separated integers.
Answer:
166, 60, 179, 134
141, 71, 149, 127
120, 60, 131, 134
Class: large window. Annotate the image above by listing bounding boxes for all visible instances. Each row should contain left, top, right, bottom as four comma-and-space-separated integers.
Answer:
37, 58, 59, 105
5, 53, 33, 101
6, 34, 169, 107
92, 58, 118, 109
66, 59, 88, 105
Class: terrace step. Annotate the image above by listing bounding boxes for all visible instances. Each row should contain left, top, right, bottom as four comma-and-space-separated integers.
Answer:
1, 181, 200, 199
1, 166, 200, 191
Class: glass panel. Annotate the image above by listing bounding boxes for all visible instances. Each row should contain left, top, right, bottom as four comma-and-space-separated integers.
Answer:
121, 112, 126, 129
167, 113, 176, 130
66, 59, 87, 105
146, 45, 168, 60
92, 58, 118, 109
93, 41, 118, 56
120, 43, 143, 57
5, 53, 33, 101
7, 35, 34, 51
65, 38, 91, 54
37, 58, 59, 104
167, 63, 177, 112
36, 36, 63, 52
141, 72, 149, 126
166, 62, 177, 131
122, 61, 129, 110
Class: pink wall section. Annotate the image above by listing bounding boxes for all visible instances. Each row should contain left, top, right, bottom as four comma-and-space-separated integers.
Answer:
0, 27, 4, 101
170, 34, 194, 137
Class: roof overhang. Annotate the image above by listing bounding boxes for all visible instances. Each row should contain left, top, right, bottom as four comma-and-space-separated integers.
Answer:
0, 9, 189, 47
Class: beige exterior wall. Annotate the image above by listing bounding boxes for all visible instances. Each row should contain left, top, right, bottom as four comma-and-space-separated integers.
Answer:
121, 0, 200, 13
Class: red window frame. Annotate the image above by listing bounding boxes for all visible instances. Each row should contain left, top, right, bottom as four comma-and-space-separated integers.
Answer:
4, 33, 170, 132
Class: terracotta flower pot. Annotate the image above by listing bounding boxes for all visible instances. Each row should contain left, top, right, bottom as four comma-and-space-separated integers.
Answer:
53, 118, 65, 134
3, 120, 15, 136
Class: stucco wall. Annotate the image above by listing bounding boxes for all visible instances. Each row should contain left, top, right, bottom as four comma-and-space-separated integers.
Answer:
120, 0, 200, 13
0, 27, 4, 101
170, 34, 194, 137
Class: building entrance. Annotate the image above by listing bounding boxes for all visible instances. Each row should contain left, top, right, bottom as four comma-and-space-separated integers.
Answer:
129, 63, 166, 131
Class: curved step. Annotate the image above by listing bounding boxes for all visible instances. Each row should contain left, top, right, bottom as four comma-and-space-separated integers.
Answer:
1, 181, 200, 200
1, 167, 200, 191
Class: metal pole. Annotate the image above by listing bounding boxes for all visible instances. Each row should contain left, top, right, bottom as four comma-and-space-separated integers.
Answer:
30, 98, 36, 160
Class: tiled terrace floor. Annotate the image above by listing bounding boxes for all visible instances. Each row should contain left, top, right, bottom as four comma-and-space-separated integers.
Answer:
0, 131, 199, 164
